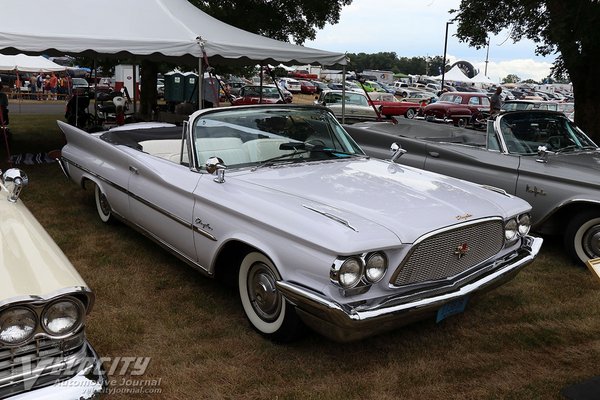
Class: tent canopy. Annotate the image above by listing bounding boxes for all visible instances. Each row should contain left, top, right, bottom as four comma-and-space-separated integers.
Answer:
433, 65, 472, 83
0, 0, 347, 67
0, 54, 65, 73
471, 71, 495, 85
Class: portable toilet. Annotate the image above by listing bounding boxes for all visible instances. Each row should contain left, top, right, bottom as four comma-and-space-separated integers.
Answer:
183, 72, 199, 104
164, 71, 185, 103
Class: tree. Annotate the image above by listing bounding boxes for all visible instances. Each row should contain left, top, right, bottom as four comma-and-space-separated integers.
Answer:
191, 0, 352, 45
451, 0, 600, 140
502, 74, 521, 84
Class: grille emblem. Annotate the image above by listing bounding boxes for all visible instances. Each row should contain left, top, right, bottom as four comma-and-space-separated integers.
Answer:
454, 243, 470, 259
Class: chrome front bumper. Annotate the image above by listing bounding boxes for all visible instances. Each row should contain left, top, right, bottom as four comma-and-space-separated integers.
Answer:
277, 235, 543, 342
6, 341, 106, 400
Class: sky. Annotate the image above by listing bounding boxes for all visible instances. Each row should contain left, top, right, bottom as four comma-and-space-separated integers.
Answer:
303, 0, 556, 83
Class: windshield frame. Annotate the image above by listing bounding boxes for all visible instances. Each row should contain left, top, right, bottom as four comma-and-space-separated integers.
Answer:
495, 111, 597, 155
190, 105, 366, 171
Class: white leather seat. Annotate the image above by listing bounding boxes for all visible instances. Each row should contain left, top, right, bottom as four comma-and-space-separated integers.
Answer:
196, 137, 250, 166
139, 139, 182, 163
242, 138, 293, 162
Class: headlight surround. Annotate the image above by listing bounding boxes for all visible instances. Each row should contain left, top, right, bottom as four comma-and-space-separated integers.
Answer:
41, 298, 84, 337
518, 214, 531, 236
337, 257, 363, 289
0, 307, 37, 345
504, 218, 518, 242
365, 252, 388, 283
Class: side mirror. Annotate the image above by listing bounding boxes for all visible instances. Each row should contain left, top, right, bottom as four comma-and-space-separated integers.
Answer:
2, 168, 29, 202
536, 145, 549, 163
390, 142, 407, 162
205, 156, 227, 183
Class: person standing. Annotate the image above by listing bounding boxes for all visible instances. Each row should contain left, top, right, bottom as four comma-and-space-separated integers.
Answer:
49, 72, 58, 100
29, 74, 37, 99
490, 86, 503, 116
36, 72, 44, 100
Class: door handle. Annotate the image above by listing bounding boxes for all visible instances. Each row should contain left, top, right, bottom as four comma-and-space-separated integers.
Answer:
129, 166, 139, 174
428, 151, 440, 158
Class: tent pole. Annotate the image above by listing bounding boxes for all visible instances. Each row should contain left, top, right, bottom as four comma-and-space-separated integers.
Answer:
132, 63, 137, 115
341, 66, 346, 124
199, 59, 204, 108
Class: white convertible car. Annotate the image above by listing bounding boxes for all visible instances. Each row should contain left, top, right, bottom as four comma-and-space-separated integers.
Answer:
58, 105, 542, 342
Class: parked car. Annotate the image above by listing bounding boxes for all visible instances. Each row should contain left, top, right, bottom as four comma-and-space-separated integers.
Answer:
315, 89, 379, 123
422, 91, 490, 127
57, 105, 541, 342
278, 78, 301, 93
297, 79, 317, 94
309, 80, 329, 94
231, 85, 288, 105
402, 90, 439, 104
0, 168, 106, 398
345, 109, 600, 265
366, 91, 421, 119
71, 77, 90, 95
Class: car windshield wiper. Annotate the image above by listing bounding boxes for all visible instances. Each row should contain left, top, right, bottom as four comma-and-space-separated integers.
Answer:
251, 142, 365, 171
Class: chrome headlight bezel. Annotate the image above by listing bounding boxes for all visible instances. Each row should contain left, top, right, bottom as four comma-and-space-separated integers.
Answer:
331, 252, 389, 291
41, 297, 85, 337
504, 218, 518, 243
365, 252, 388, 283
0, 306, 37, 346
336, 257, 364, 289
518, 213, 531, 236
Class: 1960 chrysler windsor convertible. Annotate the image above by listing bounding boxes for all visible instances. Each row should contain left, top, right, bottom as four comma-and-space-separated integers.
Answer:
58, 105, 542, 342
345, 110, 599, 265
0, 169, 105, 398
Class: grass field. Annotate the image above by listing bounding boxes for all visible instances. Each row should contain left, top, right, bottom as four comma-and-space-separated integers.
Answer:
1, 113, 599, 399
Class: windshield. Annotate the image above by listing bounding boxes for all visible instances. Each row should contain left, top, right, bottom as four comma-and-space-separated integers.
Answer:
498, 112, 597, 154
192, 107, 365, 169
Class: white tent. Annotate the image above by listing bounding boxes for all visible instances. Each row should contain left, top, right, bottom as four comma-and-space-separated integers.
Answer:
441, 65, 472, 83
471, 71, 496, 85
0, 0, 347, 67
0, 54, 65, 73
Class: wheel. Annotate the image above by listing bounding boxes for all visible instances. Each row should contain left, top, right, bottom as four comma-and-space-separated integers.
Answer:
94, 184, 113, 223
238, 252, 303, 342
455, 118, 467, 127
564, 211, 600, 265
405, 108, 416, 119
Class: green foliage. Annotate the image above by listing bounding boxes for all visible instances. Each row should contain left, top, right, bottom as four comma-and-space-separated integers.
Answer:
190, 0, 352, 45
346, 53, 445, 76
502, 74, 521, 84
451, 0, 600, 140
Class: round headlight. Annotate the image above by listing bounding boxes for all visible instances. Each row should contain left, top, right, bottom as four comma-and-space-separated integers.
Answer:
338, 257, 363, 289
518, 214, 531, 236
365, 252, 388, 283
505, 219, 518, 242
42, 299, 84, 336
0, 307, 37, 345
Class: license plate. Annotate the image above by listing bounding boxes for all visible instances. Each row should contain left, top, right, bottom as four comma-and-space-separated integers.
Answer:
436, 296, 469, 323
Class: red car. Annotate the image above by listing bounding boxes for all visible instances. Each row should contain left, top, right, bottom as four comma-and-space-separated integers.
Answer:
297, 80, 318, 94
422, 92, 490, 127
231, 85, 287, 105
366, 92, 421, 119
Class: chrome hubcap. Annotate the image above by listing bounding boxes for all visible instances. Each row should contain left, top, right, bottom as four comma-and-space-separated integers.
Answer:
247, 263, 281, 322
583, 226, 600, 257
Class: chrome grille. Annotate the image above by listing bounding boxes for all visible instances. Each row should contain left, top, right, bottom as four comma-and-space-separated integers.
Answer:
392, 219, 504, 286
0, 331, 85, 394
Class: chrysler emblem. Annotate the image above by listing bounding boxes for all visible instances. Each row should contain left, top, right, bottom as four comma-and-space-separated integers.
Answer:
454, 243, 470, 259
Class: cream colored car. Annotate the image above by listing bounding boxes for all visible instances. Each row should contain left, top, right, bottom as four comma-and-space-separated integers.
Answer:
0, 169, 106, 399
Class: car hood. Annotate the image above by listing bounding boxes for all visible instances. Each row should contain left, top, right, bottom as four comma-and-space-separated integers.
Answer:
230, 158, 523, 248
0, 194, 88, 303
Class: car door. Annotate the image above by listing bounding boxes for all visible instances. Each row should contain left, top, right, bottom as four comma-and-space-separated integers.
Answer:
420, 141, 521, 196
127, 155, 201, 264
